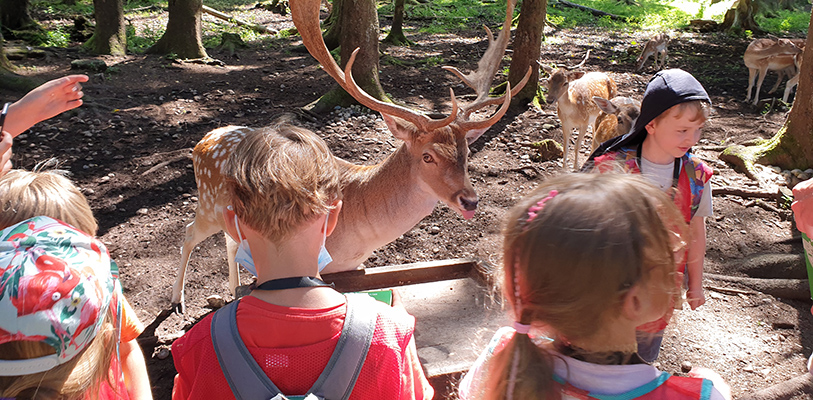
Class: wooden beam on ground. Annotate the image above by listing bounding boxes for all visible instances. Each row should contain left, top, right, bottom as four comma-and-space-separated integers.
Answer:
553, 0, 626, 21
321, 258, 488, 292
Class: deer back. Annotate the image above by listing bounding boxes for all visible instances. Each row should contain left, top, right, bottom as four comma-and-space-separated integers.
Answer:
591, 96, 641, 150
744, 37, 802, 67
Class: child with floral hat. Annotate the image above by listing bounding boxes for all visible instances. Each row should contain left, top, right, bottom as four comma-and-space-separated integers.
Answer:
0, 216, 130, 399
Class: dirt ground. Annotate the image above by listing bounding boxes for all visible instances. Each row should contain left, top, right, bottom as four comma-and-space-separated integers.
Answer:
2, 5, 812, 399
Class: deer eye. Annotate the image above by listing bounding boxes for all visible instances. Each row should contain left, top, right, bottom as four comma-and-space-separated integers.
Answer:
422, 154, 434, 164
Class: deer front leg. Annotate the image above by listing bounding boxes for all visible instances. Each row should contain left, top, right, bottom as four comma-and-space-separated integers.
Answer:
173, 218, 221, 312
560, 120, 574, 170
660, 49, 667, 69
224, 233, 241, 296
573, 124, 589, 171
745, 68, 757, 102
753, 67, 769, 105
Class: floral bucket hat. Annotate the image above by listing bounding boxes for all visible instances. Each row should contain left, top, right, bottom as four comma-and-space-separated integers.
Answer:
0, 216, 120, 376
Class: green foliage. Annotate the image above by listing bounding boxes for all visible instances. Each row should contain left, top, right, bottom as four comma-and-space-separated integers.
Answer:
377, 0, 517, 33
126, 24, 163, 54
43, 27, 70, 47
757, 10, 810, 34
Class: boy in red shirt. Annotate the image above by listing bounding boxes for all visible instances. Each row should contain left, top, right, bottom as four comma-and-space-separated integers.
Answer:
171, 124, 433, 400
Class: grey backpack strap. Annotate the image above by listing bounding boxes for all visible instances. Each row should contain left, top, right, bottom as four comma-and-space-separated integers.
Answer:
309, 294, 378, 400
211, 299, 286, 400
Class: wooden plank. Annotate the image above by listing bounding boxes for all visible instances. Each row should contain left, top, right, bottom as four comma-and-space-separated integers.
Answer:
321, 258, 486, 292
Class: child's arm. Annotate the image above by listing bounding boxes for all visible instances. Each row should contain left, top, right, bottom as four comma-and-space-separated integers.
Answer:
121, 338, 153, 400
686, 216, 706, 310
4, 75, 88, 137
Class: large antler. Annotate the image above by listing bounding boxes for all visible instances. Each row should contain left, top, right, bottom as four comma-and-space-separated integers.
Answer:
290, 0, 456, 132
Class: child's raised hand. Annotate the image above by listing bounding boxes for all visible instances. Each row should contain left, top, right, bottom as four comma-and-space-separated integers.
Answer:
686, 286, 705, 310
792, 179, 813, 235
5, 75, 89, 137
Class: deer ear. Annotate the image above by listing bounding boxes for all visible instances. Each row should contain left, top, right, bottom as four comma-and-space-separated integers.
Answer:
465, 127, 490, 145
381, 113, 413, 142
569, 71, 585, 80
592, 96, 617, 114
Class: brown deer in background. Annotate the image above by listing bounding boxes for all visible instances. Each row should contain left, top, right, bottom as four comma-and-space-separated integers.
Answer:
636, 33, 669, 71
543, 57, 617, 170
783, 50, 804, 103
591, 96, 641, 151
744, 36, 802, 105
169, 0, 530, 308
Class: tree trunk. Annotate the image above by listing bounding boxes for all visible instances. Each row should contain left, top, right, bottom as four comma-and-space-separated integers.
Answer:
720, 0, 761, 33
147, 0, 207, 59
85, 0, 126, 56
308, 0, 387, 114
0, 27, 39, 91
0, 28, 12, 72
0, 0, 36, 31
720, 13, 813, 176
383, 0, 412, 46
508, 0, 546, 105
322, 0, 342, 51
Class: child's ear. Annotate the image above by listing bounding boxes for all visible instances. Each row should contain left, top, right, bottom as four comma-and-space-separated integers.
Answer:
326, 200, 343, 237
645, 120, 657, 135
621, 284, 645, 321
222, 205, 239, 240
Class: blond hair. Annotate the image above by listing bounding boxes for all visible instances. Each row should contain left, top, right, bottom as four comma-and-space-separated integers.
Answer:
224, 124, 342, 242
483, 173, 686, 400
0, 308, 117, 400
0, 161, 97, 235
653, 100, 711, 124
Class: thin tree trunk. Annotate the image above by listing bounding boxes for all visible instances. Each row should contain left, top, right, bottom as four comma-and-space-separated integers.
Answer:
85, 0, 126, 56
147, 0, 207, 59
322, 0, 342, 51
383, 0, 411, 46
508, 0, 546, 104
721, 0, 761, 33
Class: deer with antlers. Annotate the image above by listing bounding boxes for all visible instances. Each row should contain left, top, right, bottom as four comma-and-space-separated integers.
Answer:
744, 36, 802, 105
169, 0, 529, 308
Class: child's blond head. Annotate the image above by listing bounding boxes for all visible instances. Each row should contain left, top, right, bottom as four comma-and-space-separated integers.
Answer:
224, 124, 342, 242
0, 161, 97, 235
483, 173, 686, 400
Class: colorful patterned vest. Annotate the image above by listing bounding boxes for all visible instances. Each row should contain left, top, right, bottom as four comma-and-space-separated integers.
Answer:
554, 371, 713, 400
592, 146, 713, 224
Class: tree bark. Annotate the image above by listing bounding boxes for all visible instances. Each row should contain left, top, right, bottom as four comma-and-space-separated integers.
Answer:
383, 0, 412, 46
720, 15, 813, 175
720, 0, 761, 33
322, 0, 342, 51
147, 0, 208, 59
85, 0, 126, 56
508, 0, 546, 104
308, 0, 387, 114
0, 0, 36, 31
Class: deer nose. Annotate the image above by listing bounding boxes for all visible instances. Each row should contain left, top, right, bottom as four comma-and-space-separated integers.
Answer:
459, 196, 479, 211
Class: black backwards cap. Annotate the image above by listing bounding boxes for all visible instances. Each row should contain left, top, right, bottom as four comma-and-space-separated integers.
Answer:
583, 69, 711, 168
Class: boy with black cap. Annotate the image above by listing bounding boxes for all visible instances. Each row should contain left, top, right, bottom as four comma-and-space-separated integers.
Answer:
583, 68, 713, 363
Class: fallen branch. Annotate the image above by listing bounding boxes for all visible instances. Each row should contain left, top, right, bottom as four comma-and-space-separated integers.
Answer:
553, 0, 626, 21
706, 285, 757, 296
202, 5, 277, 34
738, 373, 813, 400
705, 274, 811, 300
140, 149, 192, 176
713, 186, 779, 200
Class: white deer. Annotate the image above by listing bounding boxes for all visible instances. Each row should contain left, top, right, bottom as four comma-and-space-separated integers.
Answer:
636, 33, 669, 71
543, 58, 617, 170
744, 36, 802, 105
170, 0, 530, 308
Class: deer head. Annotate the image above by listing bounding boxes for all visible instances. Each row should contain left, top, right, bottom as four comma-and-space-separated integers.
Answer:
290, 0, 530, 219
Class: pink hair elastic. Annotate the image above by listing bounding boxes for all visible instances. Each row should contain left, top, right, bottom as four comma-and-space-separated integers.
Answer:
526, 190, 558, 224
513, 322, 531, 335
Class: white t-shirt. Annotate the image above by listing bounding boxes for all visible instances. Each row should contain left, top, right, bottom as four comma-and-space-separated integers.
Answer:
459, 327, 726, 400
639, 156, 713, 218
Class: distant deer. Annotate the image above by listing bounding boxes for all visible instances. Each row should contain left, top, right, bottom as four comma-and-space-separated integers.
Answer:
170, 0, 530, 308
543, 56, 617, 170
770, 39, 805, 97
744, 36, 802, 105
636, 33, 669, 71
782, 51, 804, 103
591, 96, 641, 151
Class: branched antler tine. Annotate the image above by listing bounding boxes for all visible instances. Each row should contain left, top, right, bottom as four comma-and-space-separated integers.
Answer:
458, 82, 513, 131
291, 0, 456, 132
461, 65, 533, 117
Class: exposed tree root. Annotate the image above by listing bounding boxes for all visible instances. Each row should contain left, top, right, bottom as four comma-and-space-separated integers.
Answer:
704, 274, 811, 300
738, 373, 813, 400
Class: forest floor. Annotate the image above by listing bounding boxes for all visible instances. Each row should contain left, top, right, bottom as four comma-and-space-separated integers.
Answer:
1, 4, 812, 399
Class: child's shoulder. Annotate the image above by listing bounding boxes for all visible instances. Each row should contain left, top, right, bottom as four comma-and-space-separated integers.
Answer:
683, 152, 713, 182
